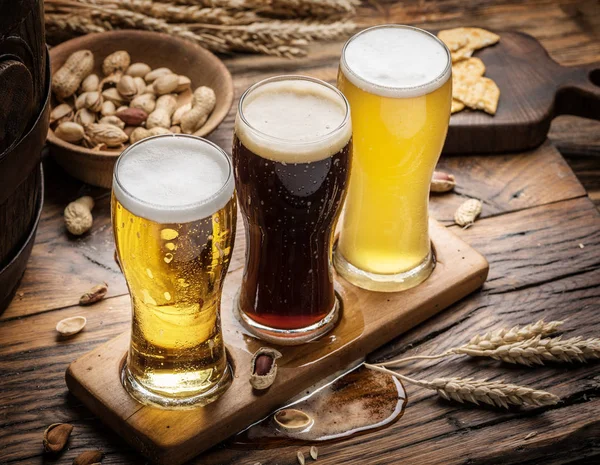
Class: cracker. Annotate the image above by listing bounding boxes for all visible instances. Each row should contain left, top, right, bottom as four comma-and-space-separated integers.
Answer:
438, 29, 469, 52
463, 27, 500, 50
453, 57, 486, 78
451, 99, 465, 114
453, 76, 500, 115
451, 46, 473, 63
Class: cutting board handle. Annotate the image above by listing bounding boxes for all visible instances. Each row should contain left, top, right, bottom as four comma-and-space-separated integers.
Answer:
555, 62, 600, 120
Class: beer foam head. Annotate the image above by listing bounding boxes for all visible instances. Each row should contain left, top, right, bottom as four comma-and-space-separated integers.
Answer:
341, 25, 451, 98
113, 135, 234, 223
235, 77, 351, 163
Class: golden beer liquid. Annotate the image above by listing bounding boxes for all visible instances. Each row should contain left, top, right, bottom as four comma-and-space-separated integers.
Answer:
337, 73, 451, 275
112, 193, 236, 400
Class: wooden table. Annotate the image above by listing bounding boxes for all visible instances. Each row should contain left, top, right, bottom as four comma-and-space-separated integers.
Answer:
2, 1, 599, 464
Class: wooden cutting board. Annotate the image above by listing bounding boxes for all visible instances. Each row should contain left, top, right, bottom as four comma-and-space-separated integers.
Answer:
444, 31, 600, 154
66, 220, 488, 465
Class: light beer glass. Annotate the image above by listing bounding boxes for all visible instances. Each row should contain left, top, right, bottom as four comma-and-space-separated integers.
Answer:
334, 25, 452, 292
233, 76, 352, 344
112, 134, 236, 408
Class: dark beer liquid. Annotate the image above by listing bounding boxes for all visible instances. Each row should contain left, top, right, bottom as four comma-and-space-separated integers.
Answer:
233, 135, 351, 330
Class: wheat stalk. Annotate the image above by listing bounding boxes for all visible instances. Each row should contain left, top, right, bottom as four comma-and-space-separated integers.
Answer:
378, 320, 564, 366
365, 364, 560, 409
459, 336, 600, 366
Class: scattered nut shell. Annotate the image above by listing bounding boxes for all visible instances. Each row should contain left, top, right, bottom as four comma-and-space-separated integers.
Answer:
297, 451, 305, 465
454, 198, 482, 228
73, 449, 104, 465
55, 122, 85, 143
79, 282, 108, 305
310, 446, 318, 460
56, 316, 87, 337
126, 62, 152, 78
250, 347, 282, 390
43, 423, 73, 454
274, 409, 313, 431
431, 171, 456, 193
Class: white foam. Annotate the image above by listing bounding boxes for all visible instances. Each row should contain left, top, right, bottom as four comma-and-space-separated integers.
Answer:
235, 78, 352, 163
341, 25, 451, 98
113, 134, 234, 223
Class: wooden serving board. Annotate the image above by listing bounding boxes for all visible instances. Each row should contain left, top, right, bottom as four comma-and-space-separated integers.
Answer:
444, 31, 600, 154
66, 220, 488, 465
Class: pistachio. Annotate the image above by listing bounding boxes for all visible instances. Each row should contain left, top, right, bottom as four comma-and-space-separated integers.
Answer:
126, 62, 152, 78
55, 122, 85, 143
175, 75, 191, 93
100, 100, 116, 116
79, 282, 108, 305
431, 171, 456, 193
130, 93, 156, 114
274, 409, 313, 431
144, 67, 172, 83
56, 316, 86, 337
43, 423, 73, 454
85, 123, 128, 147
250, 347, 282, 390
102, 87, 125, 105
81, 73, 99, 92
84, 91, 103, 112
153, 74, 179, 95
99, 115, 126, 129
50, 103, 74, 124
75, 92, 88, 110
133, 76, 146, 95
75, 108, 96, 126
99, 72, 121, 91
116, 75, 137, 100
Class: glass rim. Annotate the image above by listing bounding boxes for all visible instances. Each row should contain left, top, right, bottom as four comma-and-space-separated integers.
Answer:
340, 24, 452, 94
236, 74, 351, 147
113, 133, 233, 215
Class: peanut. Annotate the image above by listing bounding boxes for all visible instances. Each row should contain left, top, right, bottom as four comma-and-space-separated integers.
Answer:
102, 50, 131, 76
80, 73, 99, 92
144, 67, 172, 83
181, 86, 216, 134
170, 125, 181, 133
64, 196, 94, 235
52, 50, 94, 99
116, 108, 148, 126
55, 122, 85, 143
130, 126, 170, 145
172, 102, 191, 125
130, 93, 156, 114
126, 62, 151, 78
153, 74, 179, 95
146, 94, 177, 129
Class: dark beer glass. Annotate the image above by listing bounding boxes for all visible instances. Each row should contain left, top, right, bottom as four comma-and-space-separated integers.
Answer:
233, 75, 352, 344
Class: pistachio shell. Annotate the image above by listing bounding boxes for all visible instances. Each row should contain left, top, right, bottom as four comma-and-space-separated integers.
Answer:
274, 409, 313, 431
56, 316, 86, 336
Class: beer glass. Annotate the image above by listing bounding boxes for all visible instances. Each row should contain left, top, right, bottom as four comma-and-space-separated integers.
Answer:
112, 134, 236, 408
233, 76, 352, 344
334, 25, 452, 292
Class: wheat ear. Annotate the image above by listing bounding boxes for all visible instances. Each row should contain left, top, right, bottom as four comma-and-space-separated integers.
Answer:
378, 320, 564, 366
365, 364, 560, 408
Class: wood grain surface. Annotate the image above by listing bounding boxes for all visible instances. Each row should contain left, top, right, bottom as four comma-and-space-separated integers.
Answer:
1, 1, 600, 464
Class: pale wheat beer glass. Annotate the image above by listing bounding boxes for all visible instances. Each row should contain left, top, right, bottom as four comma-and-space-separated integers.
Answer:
112, 134, 236, 409
334, 25, 452, 292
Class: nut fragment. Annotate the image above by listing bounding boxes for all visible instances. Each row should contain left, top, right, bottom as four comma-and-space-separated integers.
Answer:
250, 347, 282, 390
80, 282, 108, 305
454, 198, 482, 228
310, 446, 318, 460
43, 423, 73, 454
274, 409, 313, 431
73, 449, 104, 465
297, 451, 305, 465
103, 50, 131, 76
55, 122, 85, 143
56, 316, 87, 337
431, 171, 456, 193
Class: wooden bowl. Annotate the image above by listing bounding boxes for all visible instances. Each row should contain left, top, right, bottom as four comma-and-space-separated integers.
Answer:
48, 30, 233, 188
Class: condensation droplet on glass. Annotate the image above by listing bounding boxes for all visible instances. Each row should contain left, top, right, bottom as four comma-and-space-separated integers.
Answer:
165, 242, 175, 251
164, 291, 172, 301
164, 253, 174, 264
161, 229, 179, 240
146, 268, 153, 279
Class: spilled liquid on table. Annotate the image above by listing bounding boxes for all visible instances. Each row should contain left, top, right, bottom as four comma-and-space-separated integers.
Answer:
230, 364, 407, 447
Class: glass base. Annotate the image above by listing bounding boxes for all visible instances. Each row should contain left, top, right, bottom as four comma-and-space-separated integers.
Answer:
234, 291, 340, 346
121, 358, 232, 410
333, 247, 435, 292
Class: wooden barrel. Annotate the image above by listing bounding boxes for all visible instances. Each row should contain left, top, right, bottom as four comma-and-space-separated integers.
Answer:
0, 0, 48, 312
